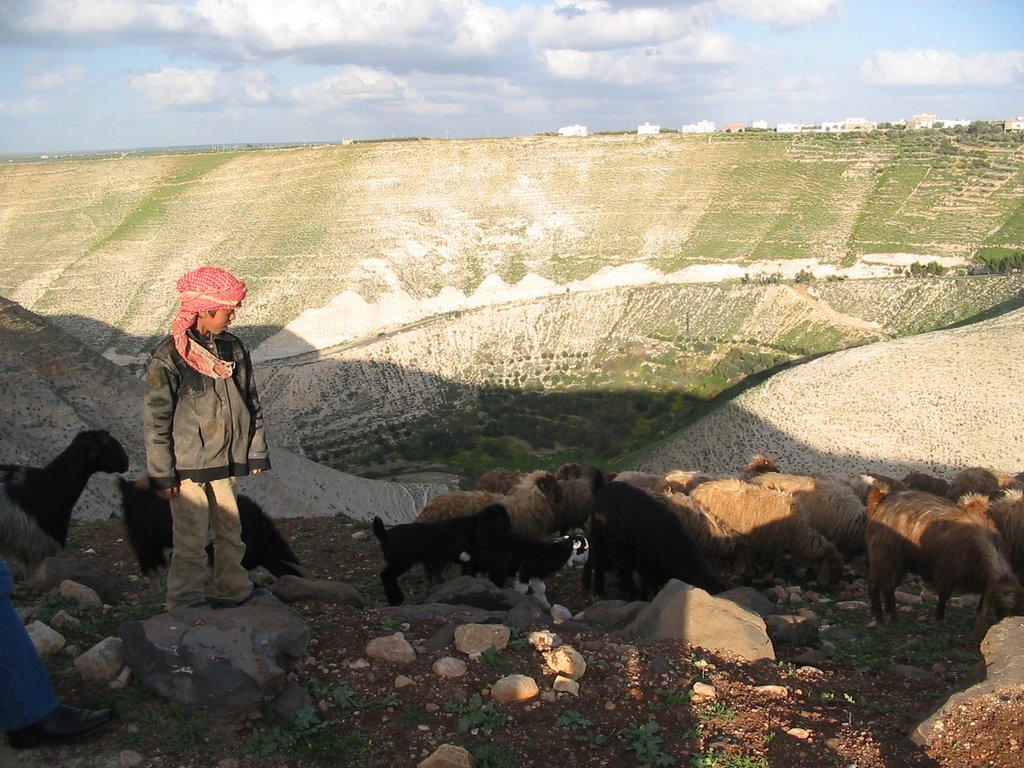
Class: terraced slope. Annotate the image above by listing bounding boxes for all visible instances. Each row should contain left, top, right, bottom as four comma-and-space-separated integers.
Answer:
0, 132, 1020, 362
257, 274, 1024, 477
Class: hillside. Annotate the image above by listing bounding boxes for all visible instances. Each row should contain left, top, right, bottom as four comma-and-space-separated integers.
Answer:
637, 305, 1024, 479
0, 297, 445, 523
1, 131, 1023, 484
1, 132, 1021, 364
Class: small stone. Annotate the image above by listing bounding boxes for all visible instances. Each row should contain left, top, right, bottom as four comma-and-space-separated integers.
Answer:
119, 750, 144, 768
454, 624, 510, 655
553, 675, 580, 695
418, 743, 472, 768
395, 675, 416, 688
755, 684, 789, 698
490, 674, 539, 704
528, 630, 560, 651
786, 727, 811, 740
692, 682, 716, 698
432, 657, 468, 678
366, 633, 416, 664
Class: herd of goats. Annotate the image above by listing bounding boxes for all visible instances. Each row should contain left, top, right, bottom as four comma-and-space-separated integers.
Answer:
1, 430, 1022, 641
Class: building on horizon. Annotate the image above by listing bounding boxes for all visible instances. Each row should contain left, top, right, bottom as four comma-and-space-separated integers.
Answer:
558, 124, 588, 137
722, 123, 745, 133
1004, 117, 1024, 131
908, 113, 937, 129
776, 123, 804, 133
750, 120, 769, 130
681, 120, 716, 134
637, 122, 661, 135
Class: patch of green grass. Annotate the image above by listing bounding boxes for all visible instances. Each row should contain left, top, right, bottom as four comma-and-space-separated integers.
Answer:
137, 702, 213, 756
245, 704, 385, 767
469, 740, 516, 768
617, 720, 677, 767
449, 694, 509, 734
696, 701, 736, 724
690, 752, 769, 768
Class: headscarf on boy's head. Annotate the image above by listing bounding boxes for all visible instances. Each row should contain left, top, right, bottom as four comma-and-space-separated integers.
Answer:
172, 267, 247, 379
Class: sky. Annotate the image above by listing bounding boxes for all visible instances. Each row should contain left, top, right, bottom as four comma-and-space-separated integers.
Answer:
0, 0, 1022, 155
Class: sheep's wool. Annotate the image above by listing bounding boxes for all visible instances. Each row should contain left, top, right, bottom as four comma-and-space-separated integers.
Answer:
172, 267, 247, 379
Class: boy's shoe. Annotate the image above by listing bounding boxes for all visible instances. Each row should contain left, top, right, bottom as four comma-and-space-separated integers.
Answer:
6, 704, 113, 749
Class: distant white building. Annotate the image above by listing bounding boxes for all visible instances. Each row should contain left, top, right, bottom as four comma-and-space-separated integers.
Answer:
942, 119, 970, 129
776, 123, 804, 133
1004, 117, 1024, 131
844, 117, 877, 131
908, 113, 937, 129
681, 120, 716, 134
637, 122, 660, 135
558, 124, 588, 137
820, 121, 844, 133
750, 120, 769, 130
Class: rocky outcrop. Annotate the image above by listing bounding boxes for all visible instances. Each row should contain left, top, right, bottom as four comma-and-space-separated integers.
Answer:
910, 616, 1024, 747
119, 594, 310, 713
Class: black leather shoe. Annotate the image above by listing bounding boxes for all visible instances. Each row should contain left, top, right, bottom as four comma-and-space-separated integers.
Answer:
6, 704, 113, 749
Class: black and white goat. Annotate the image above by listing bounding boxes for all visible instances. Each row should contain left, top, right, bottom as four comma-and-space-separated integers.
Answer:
114, 475, 310, 591
586, 470, 727, 601
372, 504, 508, 606
469, 503, 589, 609
1, 430, 129, 576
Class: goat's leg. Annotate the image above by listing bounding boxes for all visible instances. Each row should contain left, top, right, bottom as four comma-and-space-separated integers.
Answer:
934, 590, 951, 624
380, 563, 408, 606
528, 577, 551, 610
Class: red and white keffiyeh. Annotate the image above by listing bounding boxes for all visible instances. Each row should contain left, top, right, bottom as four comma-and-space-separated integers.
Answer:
172, 267, 247, 379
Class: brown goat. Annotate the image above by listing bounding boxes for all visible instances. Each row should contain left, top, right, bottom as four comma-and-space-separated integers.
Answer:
416, 470, 563, 539
989, 489, 1024, 580
475, 467, 526, 494
947, 466, 1022, 502
865, 486, 1024, 640
688, 477, 844, 587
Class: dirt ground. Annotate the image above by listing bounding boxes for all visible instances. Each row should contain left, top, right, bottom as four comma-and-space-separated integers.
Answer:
5, 514, 1023, 768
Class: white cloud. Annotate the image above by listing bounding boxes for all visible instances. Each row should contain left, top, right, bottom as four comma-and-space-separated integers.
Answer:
194, 0, 513, 60
288, 67, 411, 111
14, 0, 192, 34
0, 97, 43, 117
532, 2, 705, 51
129, 67, 220, 106
127, 66, 277, 108
716, 0, 841, 28
543, 48, 673, 84
26, 64, 86, 91
861, 49, 1024, 87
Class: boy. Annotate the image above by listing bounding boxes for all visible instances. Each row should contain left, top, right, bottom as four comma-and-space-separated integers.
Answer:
143, 267, 271, 611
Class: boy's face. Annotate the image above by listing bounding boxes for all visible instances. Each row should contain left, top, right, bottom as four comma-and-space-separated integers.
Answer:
195, 304, 239, 337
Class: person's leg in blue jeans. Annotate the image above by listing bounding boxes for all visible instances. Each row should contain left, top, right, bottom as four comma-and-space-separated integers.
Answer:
0, 557, 57, 732
0, 557, 113, 749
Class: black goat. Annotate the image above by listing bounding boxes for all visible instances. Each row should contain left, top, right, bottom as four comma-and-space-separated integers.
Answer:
1, 430, 129, 575
372, 504, 509, 606
586, 469, 726, 601
114, 475, 310, 591
470, 503, 589, 609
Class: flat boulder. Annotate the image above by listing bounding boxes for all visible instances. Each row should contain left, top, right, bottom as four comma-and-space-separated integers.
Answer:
119, 593, 309, 713
625, 580, 775, 661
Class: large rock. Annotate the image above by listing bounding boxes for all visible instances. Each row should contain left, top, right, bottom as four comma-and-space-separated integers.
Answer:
35, 557, 124, 604
625, 580, 775, 661
911, 616, 1024, 746
119, 594, 309, 713
270, 575, 363, 607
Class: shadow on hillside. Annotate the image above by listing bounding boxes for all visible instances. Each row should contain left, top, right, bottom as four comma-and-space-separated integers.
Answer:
0, 296, 1000, 493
